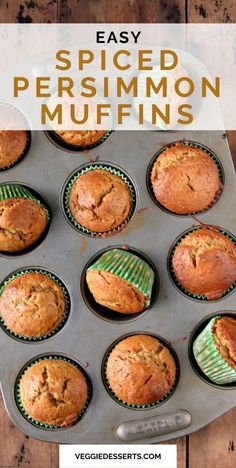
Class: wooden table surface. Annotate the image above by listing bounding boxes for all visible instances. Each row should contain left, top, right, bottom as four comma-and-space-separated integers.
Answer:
0, 1, 235, 467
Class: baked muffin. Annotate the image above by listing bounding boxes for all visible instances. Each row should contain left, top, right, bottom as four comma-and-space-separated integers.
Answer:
151, 143, 221, 214
0, 198, 47, 252
172, 228, 236, 300
193, 316, 236, 384
55, 130, 106, 148
0, 272, 65, 338
0, 131, 27, 170
213, 317, 236, 370
106, 334, 176, 405
86, 249, 155, 314
19, 359, 88, 427
69, 170, 131, 232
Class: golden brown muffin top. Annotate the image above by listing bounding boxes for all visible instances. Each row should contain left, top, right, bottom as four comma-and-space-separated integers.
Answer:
0, 272, 65, 337
0, 130, 27, 169
213, 317, 236, 370
172, 228, 236, 300
20, 359, 88, 427
55, 130, 106, 147
69, 170, 131, 233
151, 143, 221, 214
86, 270, 146, 314
0, 198, 47, 252
106, 334, 176, 405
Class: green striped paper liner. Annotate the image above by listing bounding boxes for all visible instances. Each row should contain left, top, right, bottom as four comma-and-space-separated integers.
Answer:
0, 131, 31, 172
63, 164, 136, 237
15, 355, 92, 430
169, 226, 236, 301
193, 316, 236, 384
87, 249, 154, 307
0, 184, 50, 222
50, 129, 112, 152
148, 140, 224, 216
103, 335, 179, 410
0, 268, 70, 342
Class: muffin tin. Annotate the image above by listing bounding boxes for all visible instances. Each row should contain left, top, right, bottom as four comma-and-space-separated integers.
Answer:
0, 130, 236, 444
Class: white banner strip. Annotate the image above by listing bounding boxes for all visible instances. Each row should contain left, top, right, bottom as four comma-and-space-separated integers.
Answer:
59, 444, 177, 468
0, 24, 236, 130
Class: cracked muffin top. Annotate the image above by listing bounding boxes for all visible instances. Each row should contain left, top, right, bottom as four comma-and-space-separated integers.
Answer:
0, 130, 27, 170
69, 169, 131, 232
0, 198, 47, 252
19, 359, 88, 427
0, 272, 65, 338
151, 143, 221, 214
106, 334, 176, 405
172, 228, 236, 300
55, 130, 106, 147
213, 317, 236, 370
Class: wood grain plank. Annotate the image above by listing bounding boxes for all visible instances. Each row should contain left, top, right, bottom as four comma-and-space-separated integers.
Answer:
0, 0, 58, 23
188, 0, 236, 22
0, 392, 59, 468
58, 0, 186, 23
163, 437, 186, 468
227, 131, 236, 165
189, 408, 236, 468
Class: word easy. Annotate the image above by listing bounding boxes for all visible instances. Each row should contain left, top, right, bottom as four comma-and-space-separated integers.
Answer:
96, 30, 141, 43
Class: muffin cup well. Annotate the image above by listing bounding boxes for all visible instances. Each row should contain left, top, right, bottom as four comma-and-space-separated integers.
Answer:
0, 182, 52, 257
167, 225, 236, 302
188, 311, 236, 389
0, 267, 71, 342
61, 162, 137, 238
45, 130, 112, 153
101, 332, 180, 410
0, 131, 31, 172
81, 245, 160, 323
15, 354, 93, 430
146, 140, 224, 217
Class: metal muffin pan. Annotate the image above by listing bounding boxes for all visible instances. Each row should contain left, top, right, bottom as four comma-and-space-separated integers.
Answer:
0, 130, 236, 444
